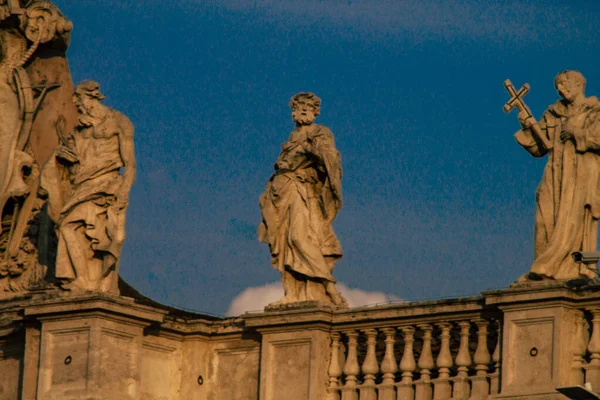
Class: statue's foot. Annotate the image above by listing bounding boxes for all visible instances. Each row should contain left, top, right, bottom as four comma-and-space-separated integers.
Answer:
329, 291, 348, 308
566, 276, 598, 290
516, 272, 550, 283
527, 272, 550, 281
59, 280, 76, 291
59, 280, 91, 292
266, 296, 294, 308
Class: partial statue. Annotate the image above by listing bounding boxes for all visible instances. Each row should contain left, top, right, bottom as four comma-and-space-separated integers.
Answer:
0, 1, 74, 293
40, 81, 136, 293
259, 92, 347, 308
505, 71, 600, 281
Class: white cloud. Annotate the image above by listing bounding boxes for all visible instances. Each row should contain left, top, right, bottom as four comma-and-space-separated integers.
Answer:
226, 281, 285, 316
226, 281, 403, 316
338, 282, 404, 308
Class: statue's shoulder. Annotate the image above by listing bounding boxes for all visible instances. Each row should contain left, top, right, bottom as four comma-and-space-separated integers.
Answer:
311, 124, 334, 139
109, 108, 131, 122
583, 97, 600, 123
109, 109, 134, 134
586, 96, 600, 110
546, 100, 565, 118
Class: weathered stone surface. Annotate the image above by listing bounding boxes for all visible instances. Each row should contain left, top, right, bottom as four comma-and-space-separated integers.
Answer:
259, 92, 347, 309
264, 299, 337, 312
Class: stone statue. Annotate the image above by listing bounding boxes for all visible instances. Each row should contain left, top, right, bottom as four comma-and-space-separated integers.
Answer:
40, 81, 136, 293
0, 1, 74, 292
259, 92, 347, 308
506, 71, 600, 281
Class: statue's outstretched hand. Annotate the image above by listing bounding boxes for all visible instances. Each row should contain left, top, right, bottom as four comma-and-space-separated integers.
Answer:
518, 111, 535, 130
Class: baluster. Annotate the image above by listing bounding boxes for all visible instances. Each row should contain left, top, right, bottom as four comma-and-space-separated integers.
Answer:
341, 331, 360, 400
400, 326, 417, 383
327, 332, 343, 400
489, 321, 501, 395
469, 320, 491, 400
571, 311, 588, 386
339, 340, 347, 378
453, 321, 472, 400
397, 326, 416, 400
379, 328, 398, 400
433, 322, 453, 400
585, 308, 600, 390
415, 324, 434, 400
360, 329, 379, 400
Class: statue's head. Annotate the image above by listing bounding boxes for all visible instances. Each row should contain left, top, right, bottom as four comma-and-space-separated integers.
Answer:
554, 70, 586, 103
290, 92, 321, 126
73, 80, 105, 114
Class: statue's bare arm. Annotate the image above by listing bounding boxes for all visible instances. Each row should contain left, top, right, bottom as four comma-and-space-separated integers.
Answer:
116, 116, 136, 209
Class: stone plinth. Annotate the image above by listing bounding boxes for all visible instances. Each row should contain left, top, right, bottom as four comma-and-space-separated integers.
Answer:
0, 291, 261, 400
26, 294, 167, 400
244, 306, 334, 400
485, 282, 600, 399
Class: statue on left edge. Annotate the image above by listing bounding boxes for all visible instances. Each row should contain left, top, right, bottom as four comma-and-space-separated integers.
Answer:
0, 1, 75, 293
41, 81, 136, 293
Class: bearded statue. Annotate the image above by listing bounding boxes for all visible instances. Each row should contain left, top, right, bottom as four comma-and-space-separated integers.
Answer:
259, 92, 347, 308
40, 81, 136, 294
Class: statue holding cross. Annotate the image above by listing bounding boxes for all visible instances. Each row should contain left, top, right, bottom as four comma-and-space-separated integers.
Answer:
505, 71, 600, 281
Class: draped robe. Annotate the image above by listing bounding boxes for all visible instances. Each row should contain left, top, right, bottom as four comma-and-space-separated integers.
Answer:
41, 110, 132, 293
515, 96, 600, 279
259, 124, 343, 285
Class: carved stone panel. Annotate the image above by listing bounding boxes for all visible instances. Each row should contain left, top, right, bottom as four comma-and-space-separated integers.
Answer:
99, 329, 137, 397
499, 304, 583, 398
45, 327, 91, 394
258, 329, 331, 400
510, 317, 554, 388
140, 341, 180, 400
214, 346, 260, 400
269, 339, 311, 400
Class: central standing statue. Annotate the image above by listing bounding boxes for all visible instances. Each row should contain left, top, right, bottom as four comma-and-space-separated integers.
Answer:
259, 92, 347, 307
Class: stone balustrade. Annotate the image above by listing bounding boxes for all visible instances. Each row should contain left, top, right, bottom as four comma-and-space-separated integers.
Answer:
577, 307, 600, 391
6, 282, 600, 399
324, 295, 600, 400
325, 303, 501, 400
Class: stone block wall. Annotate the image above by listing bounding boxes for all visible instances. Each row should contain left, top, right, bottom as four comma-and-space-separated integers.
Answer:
1, 283, 600, 399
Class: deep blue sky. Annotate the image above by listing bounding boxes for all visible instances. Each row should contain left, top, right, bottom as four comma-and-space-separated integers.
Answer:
55, 0, 600, 314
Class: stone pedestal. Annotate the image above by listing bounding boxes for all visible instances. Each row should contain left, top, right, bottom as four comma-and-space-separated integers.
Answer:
25, 294, 168, 400
244, 306, 334, 400
485, 283, 597, 399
